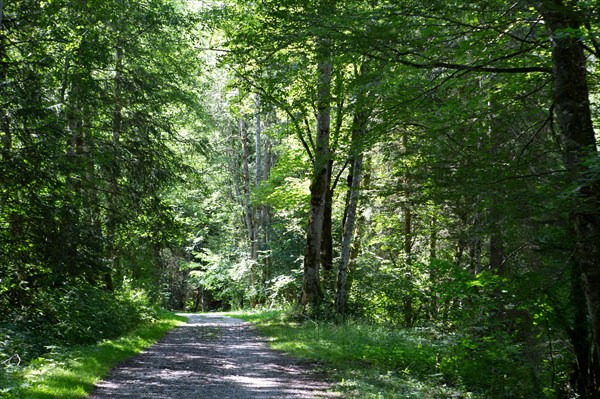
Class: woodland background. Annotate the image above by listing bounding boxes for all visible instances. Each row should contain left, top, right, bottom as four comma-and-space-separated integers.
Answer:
1, 1, 600, 398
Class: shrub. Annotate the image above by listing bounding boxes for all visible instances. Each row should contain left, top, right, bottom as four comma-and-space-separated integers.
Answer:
0, 280, 158, 369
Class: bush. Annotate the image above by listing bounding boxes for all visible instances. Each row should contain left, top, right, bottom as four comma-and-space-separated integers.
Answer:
0, 281, 158, 369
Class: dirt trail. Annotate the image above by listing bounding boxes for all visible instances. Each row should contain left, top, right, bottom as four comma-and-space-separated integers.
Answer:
88, 314, 338, 399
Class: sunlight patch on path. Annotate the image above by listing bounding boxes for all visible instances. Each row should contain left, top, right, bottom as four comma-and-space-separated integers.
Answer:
89, 314, 338, 399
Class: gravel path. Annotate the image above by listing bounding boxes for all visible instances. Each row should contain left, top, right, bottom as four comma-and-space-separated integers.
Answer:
88, 314, 339, 398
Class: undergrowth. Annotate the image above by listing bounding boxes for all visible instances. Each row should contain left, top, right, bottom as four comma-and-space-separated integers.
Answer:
232, 309, 553, 399
1, 281, 158, 367
0, 310, 185, 399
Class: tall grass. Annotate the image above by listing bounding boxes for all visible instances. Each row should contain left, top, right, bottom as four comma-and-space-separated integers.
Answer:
232, 309, 549, 399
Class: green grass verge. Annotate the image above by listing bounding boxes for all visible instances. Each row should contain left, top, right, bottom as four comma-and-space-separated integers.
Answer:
230, 309, 479, 399
5, 310, 186, 399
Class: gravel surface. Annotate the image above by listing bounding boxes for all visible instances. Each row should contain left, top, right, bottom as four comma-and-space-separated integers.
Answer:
88, 314, 339, 398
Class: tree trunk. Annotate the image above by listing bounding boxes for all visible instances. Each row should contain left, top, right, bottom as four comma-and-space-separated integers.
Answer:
1, 114, 8, 153
1, 3, 9, 155
469, 237, 482, 275
228, 126, 242, 199
255, 94, 262, 188
570, 261, 600, 399
335, 153, 363, 315
253, 99, 264, 301
105, 39, 124, 292
321, 167, 334, 275
193, 287, 202, 312
429, 217, 437, 261
404, 205, 412, 260
335, 60, 371, 315
428, 216, 439, 320
240, 118, 259, 306
489, 234, 505, 275
534, 2, 600, 395
261, 134, 273, 290
467, 212, 482, 275
301, 2, 334, 311
240, 118, 254, 252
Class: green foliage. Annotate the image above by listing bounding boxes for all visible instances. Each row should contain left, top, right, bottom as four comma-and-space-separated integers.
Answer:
0, 0, 205, 362
1, 310, 184, 399
0, 274, 181, 397
441, 333, 541, 398
0, 282, 159, 369
234, 309, 559, 398
2, 0, 596, 397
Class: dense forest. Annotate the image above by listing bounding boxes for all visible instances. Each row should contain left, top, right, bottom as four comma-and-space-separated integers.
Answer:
1, 0, 599, 398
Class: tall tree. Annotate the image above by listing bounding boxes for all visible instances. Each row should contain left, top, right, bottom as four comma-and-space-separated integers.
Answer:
300, 0, 336, 311
532, 1, 600, 395
334, 60, 373, 316
0, 0, 203, 309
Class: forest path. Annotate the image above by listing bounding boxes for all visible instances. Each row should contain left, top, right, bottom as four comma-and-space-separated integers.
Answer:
88, 314, 338, 399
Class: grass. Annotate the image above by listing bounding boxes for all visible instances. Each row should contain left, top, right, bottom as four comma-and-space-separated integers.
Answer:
2, 309, 539, 398
230, 309, 480, 399
4, 310, 186, 399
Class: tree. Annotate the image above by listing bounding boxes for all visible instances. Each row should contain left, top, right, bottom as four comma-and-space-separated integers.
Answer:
531, 1, 600, 395
334, 61, 372, 316
0, 0, 204, 352
299, 0, 337, 311
359, 1, 599, 395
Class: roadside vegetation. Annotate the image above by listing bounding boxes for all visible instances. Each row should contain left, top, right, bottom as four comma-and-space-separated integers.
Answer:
234, 308, 560, 399
1, 307, 184, 399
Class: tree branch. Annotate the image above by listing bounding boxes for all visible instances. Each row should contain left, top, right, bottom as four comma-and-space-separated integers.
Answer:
392, 56, 551, 74
231, 66, 315, 161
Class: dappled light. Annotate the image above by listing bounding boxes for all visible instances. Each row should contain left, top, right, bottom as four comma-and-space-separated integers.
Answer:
89, 315, 337, 398
2, 0, 600, 397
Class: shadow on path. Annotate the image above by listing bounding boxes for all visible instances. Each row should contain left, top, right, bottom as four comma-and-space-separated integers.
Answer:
88, 314, 338, 399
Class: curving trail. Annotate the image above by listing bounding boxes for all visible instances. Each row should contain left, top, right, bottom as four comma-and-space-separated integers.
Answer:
88, 314, 338, 399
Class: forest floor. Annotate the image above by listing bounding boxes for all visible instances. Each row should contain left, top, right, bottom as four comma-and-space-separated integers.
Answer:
87, 314, 339, 399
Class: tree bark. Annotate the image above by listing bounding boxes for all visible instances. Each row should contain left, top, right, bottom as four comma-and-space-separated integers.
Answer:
429, 217, 437, 261
240, 118, 255, 257
1, 114, 8, 153
533, 2, 600, 394
352, 155, 371, 262
489, 235, 505, 275
1, 2, 9, 156
301, 1, 334, 311
261, 134, 273, 289
334, 153, 363, 315
321, 165, 334, 274
570, 261, 600, 399
335, 59, 371, 316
